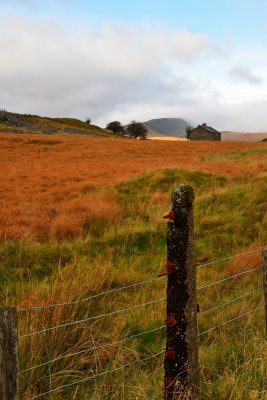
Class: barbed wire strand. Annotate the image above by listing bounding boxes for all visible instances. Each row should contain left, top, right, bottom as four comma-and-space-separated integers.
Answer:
132, 337, 138, 383
198, 287, 263, 315
17, 248, 266, 398
19, 325, 165, 374
94, 365, 164, 400
197, 266, 262, 292
28, 349, 165, 400
17, 248, 266, 312
204, 323, 264, 350
90, 331, 99, 400
17, 276, 166, 312
199, 305, 264, 337
19, 267, 263, 340
19, 297, 166, 339
42, 332, 52, 400
242, 295, 246, 345
196, 248, 265, 269
220, 305, 224, 344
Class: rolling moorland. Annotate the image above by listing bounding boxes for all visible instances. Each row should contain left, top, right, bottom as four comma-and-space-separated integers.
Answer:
0, 131, 266, 399
1, 110, 267, 141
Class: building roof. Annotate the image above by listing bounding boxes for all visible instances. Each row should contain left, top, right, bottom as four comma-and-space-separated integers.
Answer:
191, 123, 221, 135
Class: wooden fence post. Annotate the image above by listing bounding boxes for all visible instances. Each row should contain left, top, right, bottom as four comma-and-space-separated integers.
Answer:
263, 248, 267, 339
0, 308, 19, 400
164, 185, 198, 399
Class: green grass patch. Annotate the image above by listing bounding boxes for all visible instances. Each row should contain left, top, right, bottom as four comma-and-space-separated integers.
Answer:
199, 146, 267, 164
0, 241, 72, 288
55, 118, 105, 132
116, 168, 228, 197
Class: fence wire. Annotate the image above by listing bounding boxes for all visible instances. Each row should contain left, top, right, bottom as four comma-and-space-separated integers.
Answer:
199, 305, 264, 337
19, 297, 166, 339
28, 349, 165, 400
198, 287, 263, 315
18, 276, 166, 312
196, 248, 265, 269
204, 323, 265, 350
197, 266, 263, 291
19, 325, 165, 374
17, 247, 266, 399
94, 365, 164, 400
17, 247, 265, 312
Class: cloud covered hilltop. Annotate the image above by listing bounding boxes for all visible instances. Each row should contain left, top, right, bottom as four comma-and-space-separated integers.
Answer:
144, 118, 189, 138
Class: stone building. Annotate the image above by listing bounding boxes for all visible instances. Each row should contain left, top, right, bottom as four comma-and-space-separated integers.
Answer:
189, 123, 221, 141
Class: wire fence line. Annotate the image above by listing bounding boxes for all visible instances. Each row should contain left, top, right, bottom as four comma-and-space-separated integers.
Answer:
17, 248, 264, 313
195, 248, 264, 269
198, 305, 264, 337
18, 266, 263, 340
203, 323, 265, 350
18, 249, 265, 340
18, 283, 263, 375
16, 247, 266, 400
198, 287, 263, 315
93, 365, 164, 400
27, 350, 165, 400
19, 325, 166, 374
197, 265, 263, 291
17, 276, 166, 312
18, 297, 167, 339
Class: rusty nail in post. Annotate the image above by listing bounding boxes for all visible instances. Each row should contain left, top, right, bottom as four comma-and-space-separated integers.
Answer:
163, 211, 175, 221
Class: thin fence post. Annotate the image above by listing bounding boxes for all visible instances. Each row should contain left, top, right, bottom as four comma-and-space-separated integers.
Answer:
0, 308, 19, 400
263, 248, 267, 339
164, 185, 198, 399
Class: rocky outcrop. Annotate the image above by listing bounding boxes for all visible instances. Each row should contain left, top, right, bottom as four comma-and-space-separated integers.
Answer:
0, 110, 38, 128
0, 110, 109, 138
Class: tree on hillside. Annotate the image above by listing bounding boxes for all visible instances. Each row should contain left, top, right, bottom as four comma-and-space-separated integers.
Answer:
85, 118, 91, 124
126, 121, 148, 139
185, 126, 193, 140
106, 121, 125, 136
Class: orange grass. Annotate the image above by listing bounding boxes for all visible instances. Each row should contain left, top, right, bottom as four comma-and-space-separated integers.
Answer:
0, 133, 266, 241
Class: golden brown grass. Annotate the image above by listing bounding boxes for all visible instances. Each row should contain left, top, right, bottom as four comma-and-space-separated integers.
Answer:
0, 133, 266, 241
0, 132, 265, 398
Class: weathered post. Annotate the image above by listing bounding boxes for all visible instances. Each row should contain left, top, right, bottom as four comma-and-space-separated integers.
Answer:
263, 248, 267, 339
0, 308, 19, 400
163, 185, 198, 399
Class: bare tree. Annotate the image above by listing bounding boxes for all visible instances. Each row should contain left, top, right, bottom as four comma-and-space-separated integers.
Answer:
185, 126, 193, 140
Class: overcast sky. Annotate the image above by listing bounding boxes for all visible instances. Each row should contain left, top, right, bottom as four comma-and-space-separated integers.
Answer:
1, 0, 267, 131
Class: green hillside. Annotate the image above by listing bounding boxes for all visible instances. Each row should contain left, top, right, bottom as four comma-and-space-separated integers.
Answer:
0, 110, 116, 138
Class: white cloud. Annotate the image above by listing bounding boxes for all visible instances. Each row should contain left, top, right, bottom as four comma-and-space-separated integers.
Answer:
170, 29, 220, 61
0, 16, 267, 131
0, 18, 216, 116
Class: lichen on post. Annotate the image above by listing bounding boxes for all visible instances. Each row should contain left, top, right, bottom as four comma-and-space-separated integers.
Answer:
164, 184, 198, 399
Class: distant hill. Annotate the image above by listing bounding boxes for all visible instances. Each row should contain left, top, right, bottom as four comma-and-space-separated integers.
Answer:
143, 118, 189, 138
143, 118, 267, 141
0, 110, 116, 138
222, 131, 267, 142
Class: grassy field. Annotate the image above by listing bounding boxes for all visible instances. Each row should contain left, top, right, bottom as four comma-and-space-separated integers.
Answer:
0, 134, 266, 399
